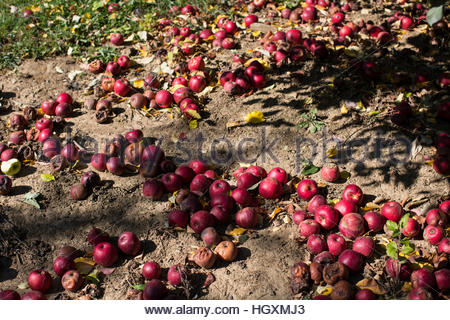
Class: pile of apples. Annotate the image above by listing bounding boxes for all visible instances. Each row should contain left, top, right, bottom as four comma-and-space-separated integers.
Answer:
289, 164, 450, 300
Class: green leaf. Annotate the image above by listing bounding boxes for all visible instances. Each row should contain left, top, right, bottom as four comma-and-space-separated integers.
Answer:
92, 1, 104, 11
386, 220, 399, 232
399, 214, 410, 230
247, 180, 261, 191
238, 234, 249, 244
86, 269, 100, 285
426, 5, 444, 26
386, 242, 398, 260
132, 283, 146, 291
22, 192, 41, 209
309, 125, 317, 133
40, 174, 55, 182
401, 245, 414, 255
302, 161, 320, 175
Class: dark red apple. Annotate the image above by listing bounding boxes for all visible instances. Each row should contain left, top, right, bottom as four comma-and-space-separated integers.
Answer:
231, 188, 256, 207
411, 268, 436, 289
28, 269, 52, 292
237, 172, 260, 189
0, 290, 20, 300
408, 287, 433, 300
355, 289, 376, 300
189, 160, 208, 174
338, 249, 364, 273
144, 279, 167, 299
143, 179, 164, 200
167, 265, 186, 286
209, 179, 231, 198
426, 209, 447, 227
401, 218, 420, 237
434, 268, 450, 291
190, 210, 215, 233
142, 261, 161, 280
168, 209, 189, 228
235, 207, 258, 229
161, 173, 183, 193
118, 232, 141, 256
210, 205, 230, 225
21, 291, 46, 300
190, 174, 211, 196
175, 165, 195, 183
385, 258, 412, 281
53, 256, 75, 277
438, 238, 450, 254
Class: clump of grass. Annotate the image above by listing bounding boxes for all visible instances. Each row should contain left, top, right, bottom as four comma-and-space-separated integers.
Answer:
0, 0, 211, 69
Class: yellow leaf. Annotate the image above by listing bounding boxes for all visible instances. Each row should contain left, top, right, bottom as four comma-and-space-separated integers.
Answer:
244, 111, 265, 124
227, 227, 247, 236
305, 97, 313, 105
424, 160, 434, 166
252, 30, 262, 37
269, 207, 282, 221
317, 286, 333, 295
361, 202, 380, 211
327, 147, 337, 158
74, 257, 96, 275
401, 282, 413, 292
189, 120, 198, 129
31, 5, 41, 12
341, 105, 349, 114
133, 79, 144, 89
244, 58, 269, 70
40, 174, 55, 182
356, 278, 386, 295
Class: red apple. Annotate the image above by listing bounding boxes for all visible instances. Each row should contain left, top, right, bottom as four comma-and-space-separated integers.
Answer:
355, 289, 376, 300
299, 219, 321, 237
434, 268, 450, 291
401, 218, 420, 237
334, 199, 357, 216
297, 179, 318, 200
210, 205, 230, 225
308, 195, 327, 214
53, 256, 75, 277
161, 173, 183, 193
339, 213, 365, 239
110, 32, 124, 45
342, 184, 363, 205
423, 225, 443, 245
327, 234, 347, 256
409, 287, 433, 300
426, 208, 447, 227
438, 238, 450, 254
117, 56, 130, 69
315, 205, 339, 230
175, 165, 195, 183
41, 99, 58, 115
245, 165, 267, 179
144, 279, 167, 299
190, 174, 211, 196
292, 210, 307, 225
231, 188, 257, 207
363, 211, 386, 232
307, 234, 327, 254
210, 194, 235, 213
209, 179, 231, 198
237, 172, 260, 189
167, 265, 186, 286
381, 201, 403, 222
168, 209, 189, 228
267, 167, 288, 184
352, 236, 374, 258
93, 242, 118, 266
320, 164, 340, 182
189, 159, 208, 174
258, 177, 282, 199
114, 78, 130, 96
411, 268, 436, 289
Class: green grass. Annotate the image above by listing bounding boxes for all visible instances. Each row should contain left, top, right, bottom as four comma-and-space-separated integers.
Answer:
0, 0, 211, 69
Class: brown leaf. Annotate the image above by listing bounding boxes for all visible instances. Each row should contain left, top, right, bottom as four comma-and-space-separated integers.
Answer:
285, 203, 295, 215
355, 278, 386, 295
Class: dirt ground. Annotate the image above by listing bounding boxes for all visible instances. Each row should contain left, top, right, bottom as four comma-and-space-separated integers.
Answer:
0, 5, 449, 300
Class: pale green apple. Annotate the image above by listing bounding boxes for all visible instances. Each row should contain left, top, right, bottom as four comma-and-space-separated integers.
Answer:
1, 158, 22, 176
